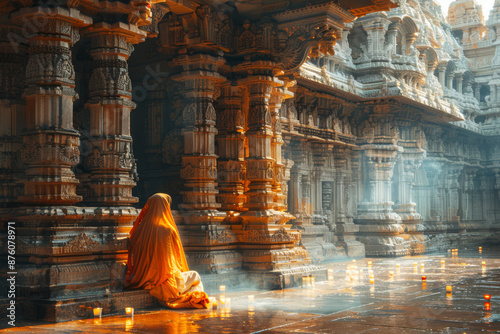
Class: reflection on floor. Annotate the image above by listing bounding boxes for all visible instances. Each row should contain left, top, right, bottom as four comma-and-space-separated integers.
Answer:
7, 248, 500, 333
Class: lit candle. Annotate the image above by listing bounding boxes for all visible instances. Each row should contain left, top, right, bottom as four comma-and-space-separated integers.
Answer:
369, 278, 375, 284
125, 307, 134, 317
328, 269, 334, 281
396, 264, 400, 269
303, 276, 310, 288
484, 294, 491, 301
389, 271, 394, 278
93, 307, 102, 318
219, 285, 226, 292
441, 260, 445, 268
421, 276, 427, 281
482, 261, 486, 267
485, 302, 491, 311
413, 262, 418, 268
368, 261, 372, 267
446, 285, 452, 292
248, 295, 254, 303
209, 297, 218, 309
479, 247, 483, 253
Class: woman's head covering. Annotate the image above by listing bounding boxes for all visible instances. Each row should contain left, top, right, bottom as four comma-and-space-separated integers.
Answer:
124, 193, 189, 299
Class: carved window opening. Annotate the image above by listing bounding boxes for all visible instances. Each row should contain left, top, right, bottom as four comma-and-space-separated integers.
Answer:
348, 26, 367, 61
479, 85, 490, 103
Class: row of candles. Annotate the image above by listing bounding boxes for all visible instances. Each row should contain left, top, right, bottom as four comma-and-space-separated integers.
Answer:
93, 307, 134, 318
93, 247, 486, 319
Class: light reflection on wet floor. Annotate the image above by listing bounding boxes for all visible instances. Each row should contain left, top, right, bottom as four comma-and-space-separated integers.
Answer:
6, 249, 500, 333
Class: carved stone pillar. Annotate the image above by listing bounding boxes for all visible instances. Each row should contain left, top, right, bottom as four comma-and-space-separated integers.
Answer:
463, 168, 477, 221
334, 147, 365, 257
393, 127, 426, 254
288, 169, 301, 219
474, 84, 480, 100
455, 73, 463, 93
240, 76, 278, 215
355, 119, 404, 256
438, 64, 446, 87
300, 174, 312, 225
334, 148, 348, 224
0, 23, 26, 206
13, 8, 90, 205
493, 169, 500, 210
237, 74, 310, 276
490, 84, 497, 103
216, 83, 246, 212
171, 54, 241, 275
446, 72, 454, 90
83, 24, 145, 205
269, 85, 292, 213
172, 54, 224, 215
445, 164, 463, 222
422, 160, 442, 221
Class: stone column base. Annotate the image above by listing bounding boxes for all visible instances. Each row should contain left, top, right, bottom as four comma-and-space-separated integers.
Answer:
299, 224, 346, 263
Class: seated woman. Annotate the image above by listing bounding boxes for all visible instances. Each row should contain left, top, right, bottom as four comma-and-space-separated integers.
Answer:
124, 193, 209, 309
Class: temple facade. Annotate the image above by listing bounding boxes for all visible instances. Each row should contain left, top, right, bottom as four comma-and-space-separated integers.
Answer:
0, 0, 499, 322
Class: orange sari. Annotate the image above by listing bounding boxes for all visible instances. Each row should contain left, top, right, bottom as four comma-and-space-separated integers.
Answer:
124, 193, 209, 309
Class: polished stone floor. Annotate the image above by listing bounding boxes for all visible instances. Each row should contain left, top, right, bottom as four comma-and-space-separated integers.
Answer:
6, 248, 500, 333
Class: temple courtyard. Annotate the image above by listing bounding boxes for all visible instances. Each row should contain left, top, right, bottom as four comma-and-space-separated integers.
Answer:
4, 248, 500, 333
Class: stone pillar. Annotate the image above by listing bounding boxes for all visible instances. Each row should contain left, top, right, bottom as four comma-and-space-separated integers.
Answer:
445, 164, 463, 222
83, 23, 145, 205
463, 169, 477, 221
455, 73, 463, 94
334, 148, 348, 224
300, 173, 312, 224
172, 54, 224, 216
386, 27, 397, 56
216, 83, 246, 212
474, 84, 480, 100
494, 169, 500, 210
334, 147, 365, 257
0, 23, 26, 206
269, 85, 292, 213
490, 84, 497, 103
355, 119, 404, 256
240, 76, 278, 216
446, 72, 454, 90
438, 64, 446, 87
423, 160, 442, 221
171, 54, 241, 275
393, 126, 426, 254
288, 169, 301, 219
13, 8, 91, 205
237, 74, 310, 278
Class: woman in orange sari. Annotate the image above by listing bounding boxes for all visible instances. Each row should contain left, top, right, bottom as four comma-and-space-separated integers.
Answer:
124, 193, 209, 309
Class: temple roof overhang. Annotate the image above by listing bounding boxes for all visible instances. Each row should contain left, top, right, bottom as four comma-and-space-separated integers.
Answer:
296, 76, 465, 124
161, 0, 399, 19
